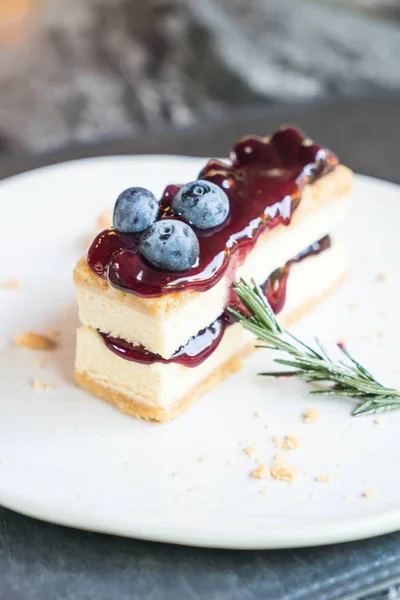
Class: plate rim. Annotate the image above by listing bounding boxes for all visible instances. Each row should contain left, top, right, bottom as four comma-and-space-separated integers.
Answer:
1, 484, 400, 549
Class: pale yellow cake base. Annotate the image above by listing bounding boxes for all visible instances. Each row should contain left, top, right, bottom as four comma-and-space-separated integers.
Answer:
75, 271, 345, 423
75, 346, 250, 423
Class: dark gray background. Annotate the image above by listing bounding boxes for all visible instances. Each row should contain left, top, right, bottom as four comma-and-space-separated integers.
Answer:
0, 0, 400, 157
1, 505, 400, 600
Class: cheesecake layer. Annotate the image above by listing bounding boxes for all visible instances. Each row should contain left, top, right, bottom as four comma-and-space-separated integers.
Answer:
74, 166, 351, 359
75, 238, 347, 421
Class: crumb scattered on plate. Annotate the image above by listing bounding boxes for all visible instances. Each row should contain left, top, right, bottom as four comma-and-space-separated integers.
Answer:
171, 471, 181, 477
315, 475, 332, 484
243, 444, 259, 458
14, 331, 58, 351
250, 464, 270, 480
32, 379, 51, 391
362, 487, 379, 499
302, 408, 320, 424
270, 454, 302, 483
374, 417, 384, 425
273, 435, 300, 450
376, 272, 390, 282
1, 278, 20, 290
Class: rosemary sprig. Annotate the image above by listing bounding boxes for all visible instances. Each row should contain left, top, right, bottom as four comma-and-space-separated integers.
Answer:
228, 279, 400, 416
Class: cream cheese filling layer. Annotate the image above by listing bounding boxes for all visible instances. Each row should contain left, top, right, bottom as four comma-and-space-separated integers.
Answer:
76, 188, 348, 359
75, 238, 347, 409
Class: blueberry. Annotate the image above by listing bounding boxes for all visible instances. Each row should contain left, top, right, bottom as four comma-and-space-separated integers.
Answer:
113, 187, 159, 233
139, 220, 199, 271
172, 180, 229, 229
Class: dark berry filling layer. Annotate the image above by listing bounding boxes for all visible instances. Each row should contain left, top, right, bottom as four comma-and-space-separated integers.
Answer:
88, 127, 337, 298
99, 236, 331, 367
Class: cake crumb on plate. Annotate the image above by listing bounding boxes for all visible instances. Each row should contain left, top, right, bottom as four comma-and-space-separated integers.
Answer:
1, 278, 20, 290
14, 331, 58, 351
250, 464, 270, 480
315, 475, 332, 484
243, 445, 259, 458
270, 454, 302, 483
273, 435, 300, 450
32, 379, 51, 391
302, 408, 320, 423
362, 487, 379, 498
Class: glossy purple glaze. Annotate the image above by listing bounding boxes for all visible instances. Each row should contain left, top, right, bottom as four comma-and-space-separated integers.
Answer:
87, 127, 337, 297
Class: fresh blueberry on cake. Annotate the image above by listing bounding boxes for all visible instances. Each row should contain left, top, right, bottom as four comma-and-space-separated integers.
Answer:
113, 187, 159, 233
73, 126, 353, 422
139, 219, 200, 271
171, 180, 230, 229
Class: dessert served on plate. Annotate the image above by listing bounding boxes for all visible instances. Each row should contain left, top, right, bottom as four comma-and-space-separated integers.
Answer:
73, 126, 353, 422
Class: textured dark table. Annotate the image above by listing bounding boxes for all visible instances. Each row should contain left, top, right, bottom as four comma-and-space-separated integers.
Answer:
0, 0, 400, 156
1, 94, 400, 600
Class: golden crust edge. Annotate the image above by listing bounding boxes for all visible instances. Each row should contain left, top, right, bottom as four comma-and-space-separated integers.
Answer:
74, 165, 353, 317
74, 271, 346, 423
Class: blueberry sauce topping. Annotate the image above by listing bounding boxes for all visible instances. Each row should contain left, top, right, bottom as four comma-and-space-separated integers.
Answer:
100, 317, 226, 367
261, 235, 331, 314
100, 236, 331, 367
87, 127, 338, 297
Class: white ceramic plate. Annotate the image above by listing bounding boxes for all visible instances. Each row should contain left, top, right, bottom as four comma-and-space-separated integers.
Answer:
0, 156, 399, 549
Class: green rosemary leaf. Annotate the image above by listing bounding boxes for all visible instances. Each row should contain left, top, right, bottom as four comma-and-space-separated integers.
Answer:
230, 279, 400, 417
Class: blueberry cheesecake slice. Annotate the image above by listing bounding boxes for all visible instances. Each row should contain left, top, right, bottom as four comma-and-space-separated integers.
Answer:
73, 126, 352, 422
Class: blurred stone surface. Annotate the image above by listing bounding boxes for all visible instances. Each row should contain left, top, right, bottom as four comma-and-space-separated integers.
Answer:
0, 0, 399, 153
